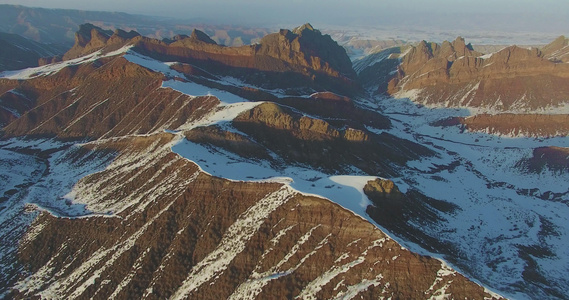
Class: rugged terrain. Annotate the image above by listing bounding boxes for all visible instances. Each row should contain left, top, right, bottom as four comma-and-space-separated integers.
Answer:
0, 24, 515, 299
387, 36, 569, 113
356, 35, 569, 139
0, 10, 568, 298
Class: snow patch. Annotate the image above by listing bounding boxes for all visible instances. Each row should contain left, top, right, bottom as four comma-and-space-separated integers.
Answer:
0, 45, 132, 80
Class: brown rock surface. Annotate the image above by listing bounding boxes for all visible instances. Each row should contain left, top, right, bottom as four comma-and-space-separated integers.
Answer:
59, 23, 360, 96
11, 134, 502, 300
542, 35, 569, 63
62, 24, 114, 60
460, 114, 569, 137
1, 56, 219, 139
231, 102, 431, 176
388, 36, 569, 112
363, 178, 403, 200
522, 146, 569, 172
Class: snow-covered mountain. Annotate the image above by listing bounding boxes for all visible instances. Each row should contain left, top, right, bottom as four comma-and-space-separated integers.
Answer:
0, 21, 568, 300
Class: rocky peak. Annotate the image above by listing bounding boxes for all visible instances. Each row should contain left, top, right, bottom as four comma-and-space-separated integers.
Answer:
74, 23, 113, 48
542, 35, 569, 62
259, 24, 355, 80
106, 28, 141, 46
451, 36, 476, 57
189, 29, 217, 45
386, 35, 569, 112
292, 23, 316, 35
62, 23, 116, 60
400, 40, 435, 73
113, 28, 140, 40
488, 45, 542, 64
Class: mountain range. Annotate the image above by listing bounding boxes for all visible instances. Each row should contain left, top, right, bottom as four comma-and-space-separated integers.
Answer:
1, 5, 568, 300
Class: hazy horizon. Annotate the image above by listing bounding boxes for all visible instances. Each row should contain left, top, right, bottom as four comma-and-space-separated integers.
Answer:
1, 1, 568, 45
1, 0, 568, 28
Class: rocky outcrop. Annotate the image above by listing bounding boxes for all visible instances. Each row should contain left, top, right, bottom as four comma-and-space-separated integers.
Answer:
188, 29, 217, 44
459, 114, 569, 137
231, 102, 431, 176
363, 178, 403, 200
387, 36, 569, 112
62, 24, 141, 60
59, 23, 360, 95
257, 23, 355, 79
62, 24, 114, 60
521, 146, 569, 172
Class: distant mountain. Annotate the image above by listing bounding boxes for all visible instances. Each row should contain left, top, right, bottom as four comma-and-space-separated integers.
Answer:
0, 4, 270, 47
53, 23, 359, 96
0, 32, 65, 72
387, 37, 569, 113
356, 36, 569, 138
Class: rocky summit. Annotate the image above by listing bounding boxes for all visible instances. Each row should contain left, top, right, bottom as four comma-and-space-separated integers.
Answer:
1, 9, 569, 300
387, 36, 569, 113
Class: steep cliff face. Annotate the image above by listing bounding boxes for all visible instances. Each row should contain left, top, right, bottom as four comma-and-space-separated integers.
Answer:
231, 102, 431, 177
62, 24, 114, 60
257, 24, 355, 79
58, 23, 359, 96
388, 36, 569, 113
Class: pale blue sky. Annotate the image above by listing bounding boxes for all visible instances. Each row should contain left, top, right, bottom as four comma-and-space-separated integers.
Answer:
1, 0, 568, 25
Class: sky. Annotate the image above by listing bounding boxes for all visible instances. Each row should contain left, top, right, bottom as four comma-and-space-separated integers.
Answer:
1, 0, 569, 43
2, 0, 569, 24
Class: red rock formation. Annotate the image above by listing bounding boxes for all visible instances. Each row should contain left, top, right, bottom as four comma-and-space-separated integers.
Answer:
231, 102, 431, 177
10, 134, 502, 300
1, 57, 218, 139
459, 114, 569, 137
388, 36, 569, 112
58, 23, 360, 96
62, 24, 114, 60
